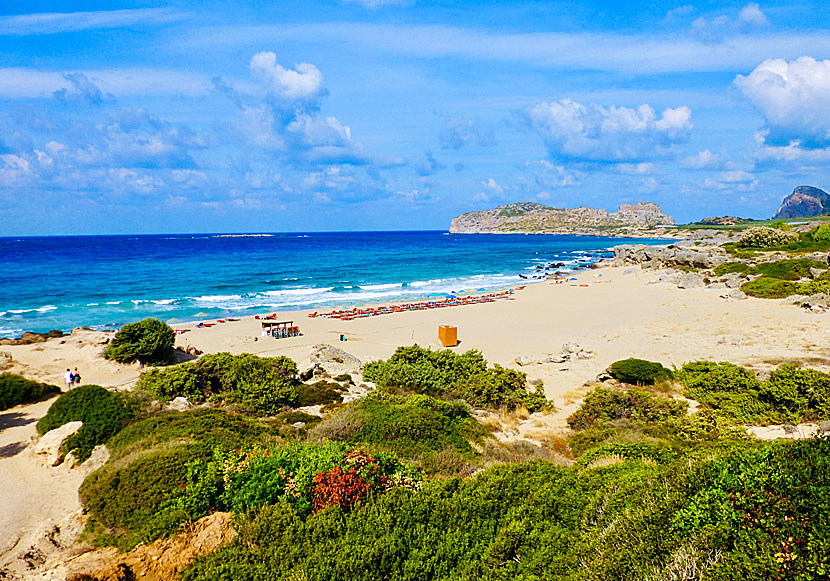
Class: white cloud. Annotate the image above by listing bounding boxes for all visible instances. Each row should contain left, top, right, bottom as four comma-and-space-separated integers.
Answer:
663, 5, 695, 24
691, 3, 770, 40
439, 115, 495, 149
0, 8, 183, 36
616, 162, 655, 175
702, 170, 757, 191
480, 178, 505, 196
250, 52, 324, 100
679, 149, 730, 169
738, 3, 770, 27
527, 99, 692, 162
0, 68, 210, 98
736, 57, 830, 149
341, 0, 410, 8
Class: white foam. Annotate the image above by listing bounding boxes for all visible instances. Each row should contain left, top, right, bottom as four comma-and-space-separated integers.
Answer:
7, 305, 57, 314
153, 299, 176, 305
359, 283, 402, 291
261, 287, 334, 297
193, 294, 243, 302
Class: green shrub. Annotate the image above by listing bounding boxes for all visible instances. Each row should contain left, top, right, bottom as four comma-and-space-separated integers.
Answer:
608, 358, 673, 385
363, 345, 550, 411
806, 223, 830, 243
737, 226, 799, 248
103, 318, 175, 365
749, 257, 824, 280
713, 262, 749, 276
313, 392, 487, 462
136, 364, 204, 402
295, 381, 344, 407
136, 352, 300, 415
0, 373, 60, 410
770, 219, 792, 231
80, 409, 269, 549
567, 387, 687, 431
453, 365, 548, 412
676, 361, 774, 423
36, 385, 134, 461
761, 364, 830, 421
740, 277, 798, 298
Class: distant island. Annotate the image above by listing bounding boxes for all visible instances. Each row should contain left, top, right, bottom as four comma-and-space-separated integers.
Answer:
449, 201, 675, 237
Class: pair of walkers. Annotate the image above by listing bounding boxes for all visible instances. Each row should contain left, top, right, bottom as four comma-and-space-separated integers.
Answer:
63, 367, 81, 390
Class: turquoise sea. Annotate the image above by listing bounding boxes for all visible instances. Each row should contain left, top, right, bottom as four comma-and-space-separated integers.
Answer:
0, 231, 670, 338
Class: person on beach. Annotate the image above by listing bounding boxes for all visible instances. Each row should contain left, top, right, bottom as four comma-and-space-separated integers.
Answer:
64, 368, 73, 390
73, 367, 81, 385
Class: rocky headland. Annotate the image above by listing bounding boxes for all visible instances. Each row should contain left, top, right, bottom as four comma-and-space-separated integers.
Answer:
773, 185, 830, 219
449, 201, 675, 237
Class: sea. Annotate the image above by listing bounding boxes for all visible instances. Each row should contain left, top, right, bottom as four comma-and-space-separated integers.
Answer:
0, 231, 672, 338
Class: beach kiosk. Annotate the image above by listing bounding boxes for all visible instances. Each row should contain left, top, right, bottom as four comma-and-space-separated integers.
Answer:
261, 320, 300, 339
438, 325, 457, 347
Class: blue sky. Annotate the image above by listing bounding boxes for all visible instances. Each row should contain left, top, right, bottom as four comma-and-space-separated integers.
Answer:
3, 1, 830, 234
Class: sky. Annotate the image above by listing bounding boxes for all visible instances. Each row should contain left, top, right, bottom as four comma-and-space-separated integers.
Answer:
2, 1, 830, 234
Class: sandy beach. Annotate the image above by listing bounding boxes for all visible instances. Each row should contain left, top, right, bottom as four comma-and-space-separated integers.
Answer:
5, 264, 829, 405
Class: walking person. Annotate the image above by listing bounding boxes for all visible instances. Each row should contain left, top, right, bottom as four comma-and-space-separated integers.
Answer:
64, 368, 73, 391
73, 367, 81, 386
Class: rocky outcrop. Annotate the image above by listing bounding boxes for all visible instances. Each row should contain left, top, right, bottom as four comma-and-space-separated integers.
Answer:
773, 185, 830, 219
33, 422, 83, 466
449, 202, 674, 235
609, 244, 729, 270
0, 330, 65, 346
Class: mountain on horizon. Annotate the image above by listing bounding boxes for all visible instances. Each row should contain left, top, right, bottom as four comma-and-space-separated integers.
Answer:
773, 185, 830, 219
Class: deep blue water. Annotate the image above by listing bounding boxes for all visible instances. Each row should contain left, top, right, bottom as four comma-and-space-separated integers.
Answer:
0, 231, 670, 337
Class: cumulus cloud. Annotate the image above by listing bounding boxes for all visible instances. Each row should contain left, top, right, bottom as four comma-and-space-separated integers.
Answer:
736, 57, 830, 153
663, 5, 695, 24
250, 52, 324, 100
679, 149, 731, 170
439, 115, 495, 150
526, 99, 692, 162
738, 3, 770, 27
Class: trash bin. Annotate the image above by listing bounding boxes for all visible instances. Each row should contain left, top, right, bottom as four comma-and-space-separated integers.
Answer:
438, 325, 457, 347
340, 334, 347, 342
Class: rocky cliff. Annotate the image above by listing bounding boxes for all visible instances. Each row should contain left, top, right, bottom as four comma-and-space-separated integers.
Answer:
449, 202, 674, 235
773, 186, 830, 219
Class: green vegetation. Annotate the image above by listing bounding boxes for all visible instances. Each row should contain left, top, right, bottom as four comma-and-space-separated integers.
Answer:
740, 277, 800, 298
36, 385, 134, 461
311, 392, 487, 462
80, 408, 270, 549
607, 358, 673, 385
676, 361, 830, 424
566, 387, 686, 431
0, 373, 60, 411
183, 438, 830, 581
136, 352, 300, 415
713, 261, 749, 276
103, 318, 176, 365
750, 257, 824, 280
295, 380, 344, 406
363, 345, 549, 412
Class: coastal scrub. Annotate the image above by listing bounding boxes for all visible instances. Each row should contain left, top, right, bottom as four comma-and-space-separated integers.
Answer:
0, 373, 60, 411
103, 318, 176, 365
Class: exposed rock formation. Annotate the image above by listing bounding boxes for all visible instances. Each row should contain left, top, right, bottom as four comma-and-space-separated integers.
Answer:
609, 244, 729, 270
773, 185, 830, 219
449, 202, 674, 235
0, 330, 65, 346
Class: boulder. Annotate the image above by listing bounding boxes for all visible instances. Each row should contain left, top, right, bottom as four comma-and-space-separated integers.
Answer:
169, 396, 192, 411
677, 273, 705, 289
611, 244, 728, 270
721, 290, 747, 300
810, 267, 828, 279
515, 355, 540, 366
300, 344, 363, 378
34, 421, 83, 466
723, 274, 744, 289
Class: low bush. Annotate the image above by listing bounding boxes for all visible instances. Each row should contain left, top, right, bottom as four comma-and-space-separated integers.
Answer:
312, 392, 487, 462
36, 385, 134, 462
749, 257, 825, 280
608, 358, 673, 385
103, 318, 175, 365
295, 381, 344, 407
0, 373, 60, 411
136, 352, 300, 415
80, 409, 270, 549
713, 262, 749, 276
805, 223, 830, 243
737, 226, 799, 248
567, 387, 687, 431
363, 344, 550, 411
740, 277, 799, 298
760, 364, 830, 421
